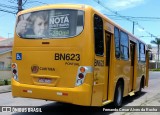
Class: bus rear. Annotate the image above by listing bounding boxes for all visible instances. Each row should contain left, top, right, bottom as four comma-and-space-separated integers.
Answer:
12, 4, 94, 106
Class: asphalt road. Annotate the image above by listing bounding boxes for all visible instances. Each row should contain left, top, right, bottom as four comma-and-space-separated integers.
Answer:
0, 71, 160, 115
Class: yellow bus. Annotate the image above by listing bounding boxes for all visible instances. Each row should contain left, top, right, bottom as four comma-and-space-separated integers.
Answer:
12, 4, 149, 107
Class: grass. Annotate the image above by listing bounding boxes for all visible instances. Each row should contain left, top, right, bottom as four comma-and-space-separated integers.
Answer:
150, 68, 160, 71
0, 80, 5, 86
0, 79, 11, 86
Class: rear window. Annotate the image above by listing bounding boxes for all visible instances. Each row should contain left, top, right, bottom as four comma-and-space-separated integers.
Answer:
16, 9, 84, 39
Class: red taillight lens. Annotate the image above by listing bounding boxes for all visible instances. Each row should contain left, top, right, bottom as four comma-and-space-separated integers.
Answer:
78, 73, 84, 79
13, 69, 17, 74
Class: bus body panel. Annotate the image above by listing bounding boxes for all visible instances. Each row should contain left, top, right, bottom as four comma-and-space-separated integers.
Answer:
12, 47, 82, 87
12, 5, 95, 106
114, 60, 131, 96
12, 76, 93, 106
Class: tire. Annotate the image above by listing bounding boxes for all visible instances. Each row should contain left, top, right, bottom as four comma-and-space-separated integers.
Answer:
114, 81, 123, 107
137, 79, 142, 95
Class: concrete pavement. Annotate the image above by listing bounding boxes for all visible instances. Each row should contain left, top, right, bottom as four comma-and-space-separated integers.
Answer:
0, 85, 11, 93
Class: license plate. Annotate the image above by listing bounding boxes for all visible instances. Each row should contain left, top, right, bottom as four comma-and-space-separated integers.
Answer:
38, 78, 51, 83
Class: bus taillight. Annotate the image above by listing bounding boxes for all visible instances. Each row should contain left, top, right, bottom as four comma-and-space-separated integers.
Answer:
75, 66, 93, 86
12, 63, 18, 81
13, 69, 17, 74
78, 73, 84, 79
80, 67, 85, 73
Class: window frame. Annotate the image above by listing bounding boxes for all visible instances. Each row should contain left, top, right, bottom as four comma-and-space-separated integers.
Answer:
93, 14, 104, 56
120, 31, 129, 60
114, 27, 120, 59
139, 42, 146, 62
16, 9, 85, 39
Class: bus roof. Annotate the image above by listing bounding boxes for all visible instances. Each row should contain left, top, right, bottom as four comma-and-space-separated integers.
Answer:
17, 4, 147, 46
89, 6, 147, 46
17, 4, 87, 15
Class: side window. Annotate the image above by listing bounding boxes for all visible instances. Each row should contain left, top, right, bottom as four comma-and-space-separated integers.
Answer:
114, 27, 120, 58
120, 31, 129, 60
137, 41, 140, 61
139, 43, 146, 62
94, 14, 104, 56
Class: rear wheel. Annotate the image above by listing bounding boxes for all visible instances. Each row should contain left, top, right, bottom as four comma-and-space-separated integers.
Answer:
137, 79, 143, 95
114, 81, 123, 107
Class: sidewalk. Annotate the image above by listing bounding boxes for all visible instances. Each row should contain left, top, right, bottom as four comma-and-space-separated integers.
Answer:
0, 85, 11, 93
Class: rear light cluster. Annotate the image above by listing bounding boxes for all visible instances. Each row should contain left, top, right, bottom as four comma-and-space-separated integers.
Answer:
75, 66, 93, 86
12, 63, 18, 81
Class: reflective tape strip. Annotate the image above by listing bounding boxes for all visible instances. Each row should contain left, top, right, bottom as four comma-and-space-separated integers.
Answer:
57, 92, 62, 96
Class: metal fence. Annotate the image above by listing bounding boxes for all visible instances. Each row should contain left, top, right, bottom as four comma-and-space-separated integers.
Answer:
0, 68, 11, 71
149, 62, 160, 69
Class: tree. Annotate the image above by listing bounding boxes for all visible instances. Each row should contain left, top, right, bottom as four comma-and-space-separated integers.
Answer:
151, 38, 160, 68
147, 44, 152, 50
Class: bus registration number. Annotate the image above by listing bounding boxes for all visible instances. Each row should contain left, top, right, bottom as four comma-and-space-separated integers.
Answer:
38, 78, 51, 84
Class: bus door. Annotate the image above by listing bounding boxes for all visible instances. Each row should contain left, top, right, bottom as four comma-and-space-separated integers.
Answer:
91, 31, 111, 106
130, 41, 136, 91
145, 50, 149, 87
103, 31, 111, 101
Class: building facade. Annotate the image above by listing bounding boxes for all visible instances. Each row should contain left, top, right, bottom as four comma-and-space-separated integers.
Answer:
149, 46, 160, 69
0, 38, 13, 80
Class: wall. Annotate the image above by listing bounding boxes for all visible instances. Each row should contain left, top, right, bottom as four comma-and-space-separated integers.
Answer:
0, 51, 12, 80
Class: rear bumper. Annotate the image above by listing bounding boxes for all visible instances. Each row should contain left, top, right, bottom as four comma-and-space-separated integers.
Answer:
11, 78, 92, 106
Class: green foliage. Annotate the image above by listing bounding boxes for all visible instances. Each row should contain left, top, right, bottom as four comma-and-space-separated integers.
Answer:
150, 68, 160, 71
147, 44, 152, 49
0, 79, 11, 86
4, 80, 8, 85
0, 80, 5, 86
151, 38, 160, 45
